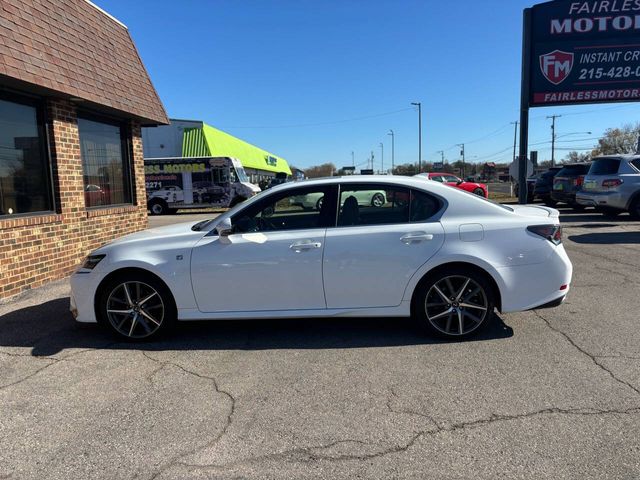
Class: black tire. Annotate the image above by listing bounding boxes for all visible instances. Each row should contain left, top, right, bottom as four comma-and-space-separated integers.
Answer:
596, 207, 621, 218
472, 188, 485, 198
148, 199, 168, 216
543, 199, 557, 207
571, 203, 586, 212
629, 197, 640, 220
96, 272, 177, 341
371, 192, 385, 207
229, 196, 247, 208
412, 266, 495, 340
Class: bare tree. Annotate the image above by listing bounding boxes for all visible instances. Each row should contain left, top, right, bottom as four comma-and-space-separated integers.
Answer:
304, 163, 336, 179
592, 123, 640, 156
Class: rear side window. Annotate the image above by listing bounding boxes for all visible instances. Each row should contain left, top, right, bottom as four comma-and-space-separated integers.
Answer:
558, 164, 590, 176
589, 158, 621, 175
630, 159, 640, 172
410, 189, 441, 222
338, 184, 410, 227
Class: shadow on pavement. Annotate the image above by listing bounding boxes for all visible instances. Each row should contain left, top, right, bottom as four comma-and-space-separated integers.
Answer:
569, 231, 640, 245
0, 298, 514, 356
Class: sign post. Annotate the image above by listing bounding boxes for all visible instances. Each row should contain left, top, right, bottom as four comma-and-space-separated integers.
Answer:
519, 0, 640, 203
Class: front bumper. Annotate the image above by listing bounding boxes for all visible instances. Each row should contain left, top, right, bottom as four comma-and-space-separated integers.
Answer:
576, 191, 627, 210
69, 272, 100, 323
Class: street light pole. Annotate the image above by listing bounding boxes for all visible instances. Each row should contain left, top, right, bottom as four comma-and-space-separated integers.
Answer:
511, 121, 519, 162
379, 142, 384, 174
547, 114, 561, 167
411, 102, 422, 173
457, 143, 466, 178
388, 130, 395, 174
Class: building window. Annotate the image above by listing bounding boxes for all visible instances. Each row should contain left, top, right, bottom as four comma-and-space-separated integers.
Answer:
78, 115, 132, 208
0, 95, 53, 217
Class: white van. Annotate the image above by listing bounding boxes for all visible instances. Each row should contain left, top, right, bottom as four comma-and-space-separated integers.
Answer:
145, 157, 260, 215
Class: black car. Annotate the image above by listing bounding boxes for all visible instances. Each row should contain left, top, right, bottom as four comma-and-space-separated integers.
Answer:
551, 163, 591, 209
534, 167, 562, 207
514, 177, 537, 203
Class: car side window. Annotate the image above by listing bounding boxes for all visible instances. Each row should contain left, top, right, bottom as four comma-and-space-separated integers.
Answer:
431, 175, 444, 183
631, 159, 640, 172
231, 186, 335, 233
443, 175, 460, 183
410, 189, 442, 222
337, 184, 410, 227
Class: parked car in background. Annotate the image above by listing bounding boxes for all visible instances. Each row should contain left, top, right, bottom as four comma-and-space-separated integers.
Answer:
70, 176, 572, 342
414, 173, 488, 198
534, 167, 562, 207
576, 155, 640, 218
290, 189, 387, 210
551, 163, 591, 210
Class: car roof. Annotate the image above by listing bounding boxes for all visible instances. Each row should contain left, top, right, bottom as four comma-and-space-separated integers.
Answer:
591, 154, 640, 161
266, 174, 458, 196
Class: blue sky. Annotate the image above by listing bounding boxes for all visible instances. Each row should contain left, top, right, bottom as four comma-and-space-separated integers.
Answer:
97, 0, 640, 169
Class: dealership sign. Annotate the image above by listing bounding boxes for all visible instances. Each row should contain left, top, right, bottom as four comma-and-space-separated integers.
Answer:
529, 0, 640, 106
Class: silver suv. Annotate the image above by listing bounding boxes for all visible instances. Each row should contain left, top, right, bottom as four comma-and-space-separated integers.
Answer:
576, 155, 640, 218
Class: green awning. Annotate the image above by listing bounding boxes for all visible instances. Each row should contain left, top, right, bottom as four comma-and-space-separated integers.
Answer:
182, 124, 291, 175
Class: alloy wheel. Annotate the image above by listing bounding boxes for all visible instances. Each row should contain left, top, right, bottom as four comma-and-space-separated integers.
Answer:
425, 275, 488, 336
106, 281, 165, 339
372, 193, 385, 207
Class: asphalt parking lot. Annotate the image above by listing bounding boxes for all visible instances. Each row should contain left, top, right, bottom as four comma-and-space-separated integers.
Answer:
1, 208, 640, 479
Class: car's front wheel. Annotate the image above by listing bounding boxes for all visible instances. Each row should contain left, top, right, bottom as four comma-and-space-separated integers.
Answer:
97, 273, 176, 341
371, 193, 385, 207
472, 188, 485, 198
413, 268, 495, 339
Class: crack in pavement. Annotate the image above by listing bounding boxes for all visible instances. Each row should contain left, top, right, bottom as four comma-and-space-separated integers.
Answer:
136, 351, 236, 480
533, 310, 640, 397
164, 405, 640, 475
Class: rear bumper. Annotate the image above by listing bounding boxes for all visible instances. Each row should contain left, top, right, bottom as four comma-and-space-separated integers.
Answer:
497, 244, 573, 314
528, 295, 566, 311
576, 191, 627, 210
551, 191, 577, 204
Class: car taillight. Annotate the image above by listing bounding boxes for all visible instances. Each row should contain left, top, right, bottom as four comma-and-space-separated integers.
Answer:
575, 176, 584, 187
527, 225, 562, 245
602, 179, 623, 188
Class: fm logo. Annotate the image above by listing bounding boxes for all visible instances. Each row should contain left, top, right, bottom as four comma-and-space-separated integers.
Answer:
540, 50, 574, 85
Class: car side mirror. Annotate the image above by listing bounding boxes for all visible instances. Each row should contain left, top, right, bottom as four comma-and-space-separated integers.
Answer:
215, 217, 233, 244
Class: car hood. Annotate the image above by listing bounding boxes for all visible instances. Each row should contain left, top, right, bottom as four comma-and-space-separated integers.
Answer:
510, 205, 560, 219
94, 221, 206, 252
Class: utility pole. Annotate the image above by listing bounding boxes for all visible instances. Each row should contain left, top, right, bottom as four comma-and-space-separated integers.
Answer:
388, 130, 395, 174
370, 151, 374, 170
379, 143, 384, 174
547, 114, 561, 167
411, 102, 422, 173
351, 151, 354, 167
636, 134, 640, 154
457, 143, 466, 178
437, 150, 445, 168
511, 121, 519, 162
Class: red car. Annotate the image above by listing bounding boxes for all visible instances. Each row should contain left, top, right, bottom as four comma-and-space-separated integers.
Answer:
415, 173, 488, 198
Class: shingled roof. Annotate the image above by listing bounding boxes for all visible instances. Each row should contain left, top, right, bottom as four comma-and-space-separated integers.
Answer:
0, 0, 168, 125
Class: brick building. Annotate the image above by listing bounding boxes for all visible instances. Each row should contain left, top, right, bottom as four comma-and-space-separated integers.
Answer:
0, 0, 168, 299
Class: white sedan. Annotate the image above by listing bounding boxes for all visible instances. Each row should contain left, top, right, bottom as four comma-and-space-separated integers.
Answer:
70, 176, 572, 341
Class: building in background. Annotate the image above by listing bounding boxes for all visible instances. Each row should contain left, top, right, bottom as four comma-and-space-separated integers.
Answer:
0, 0, 167, 299
143, 120, 291, 186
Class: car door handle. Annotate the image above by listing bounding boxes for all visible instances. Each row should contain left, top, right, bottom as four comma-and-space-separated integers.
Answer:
290, 241, 322, 252
400, 233, 434, 244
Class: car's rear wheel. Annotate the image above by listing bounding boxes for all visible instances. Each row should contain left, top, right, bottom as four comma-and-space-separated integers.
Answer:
472, 188, 485, 197
97, 273, 176, 341
629, 197, 640, 220
371, 193, 385, 207
571, 203, 586, 212
413, 268, 495, 339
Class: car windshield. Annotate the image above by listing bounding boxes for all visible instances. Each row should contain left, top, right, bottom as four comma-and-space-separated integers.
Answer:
589, 158, 621, 175
234, 165, 249, 183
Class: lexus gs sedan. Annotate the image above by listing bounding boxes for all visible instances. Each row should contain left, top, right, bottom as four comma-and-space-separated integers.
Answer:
70, 176, 572, 341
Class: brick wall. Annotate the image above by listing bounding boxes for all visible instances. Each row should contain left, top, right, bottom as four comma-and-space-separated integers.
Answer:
0, 99, 148, 299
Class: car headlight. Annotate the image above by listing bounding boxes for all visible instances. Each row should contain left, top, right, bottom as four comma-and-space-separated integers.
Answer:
82, 254, 106, 270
